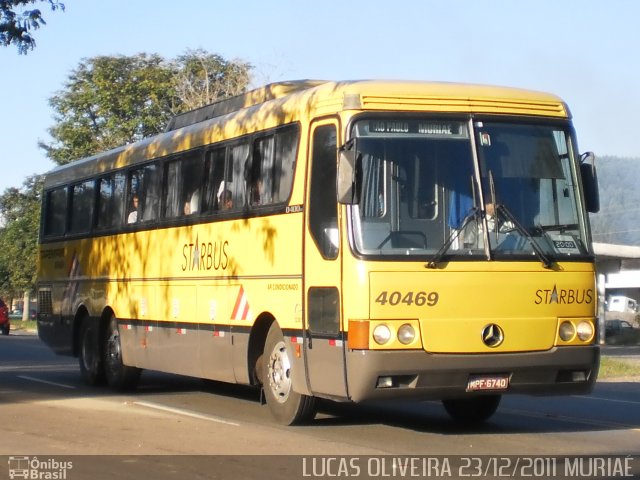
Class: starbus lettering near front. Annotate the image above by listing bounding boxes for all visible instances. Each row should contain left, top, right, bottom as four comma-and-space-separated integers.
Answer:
534, 284, 594, 305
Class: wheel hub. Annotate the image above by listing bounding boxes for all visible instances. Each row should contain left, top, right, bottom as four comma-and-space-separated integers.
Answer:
267, 340, 291, 403
106, 331, 121, 366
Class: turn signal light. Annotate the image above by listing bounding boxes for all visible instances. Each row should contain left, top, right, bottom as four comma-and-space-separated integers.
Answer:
348, 320, 370, 349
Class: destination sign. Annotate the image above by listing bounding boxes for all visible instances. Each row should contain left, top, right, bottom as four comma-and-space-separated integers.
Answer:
357, 120, 468, 138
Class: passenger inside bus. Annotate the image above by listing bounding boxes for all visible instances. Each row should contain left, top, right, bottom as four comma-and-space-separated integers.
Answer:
127, 195, 139, 223
219, 190, 233, 210
184, 189, 200, 215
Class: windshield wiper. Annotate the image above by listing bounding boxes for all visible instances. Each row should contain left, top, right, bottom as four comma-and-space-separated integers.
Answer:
495, 204, 555, 269
532, 223, 579, 234
531, 223, 587, 256
426, 207, 480, 269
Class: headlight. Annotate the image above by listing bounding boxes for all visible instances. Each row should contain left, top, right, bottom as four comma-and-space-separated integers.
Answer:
576, 321, 594, 341
397, 324, 415, 345
559, 321, 576, 341
373, 324, 392, 345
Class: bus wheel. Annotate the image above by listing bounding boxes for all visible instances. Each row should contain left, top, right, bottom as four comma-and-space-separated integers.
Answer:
104, 316, 140, 391
78, 318, 106, 386
442, 395, 501, 424
262, 322, 316, 425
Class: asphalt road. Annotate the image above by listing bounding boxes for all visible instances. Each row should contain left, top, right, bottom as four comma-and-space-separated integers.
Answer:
1, 332, 639, 479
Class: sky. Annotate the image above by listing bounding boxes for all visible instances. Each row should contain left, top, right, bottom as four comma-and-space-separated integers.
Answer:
1, 0, 639, 193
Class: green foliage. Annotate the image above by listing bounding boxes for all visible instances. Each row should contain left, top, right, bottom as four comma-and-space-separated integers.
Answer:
0, 49, 252, 301
40, 50, 253, 165
40, 54, 176, 164
0, 175, 42, 298
0, 0, 64, 54
599, 357, 640, 379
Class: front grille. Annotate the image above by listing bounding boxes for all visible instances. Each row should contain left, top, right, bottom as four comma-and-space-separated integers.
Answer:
38, 288, 53, 315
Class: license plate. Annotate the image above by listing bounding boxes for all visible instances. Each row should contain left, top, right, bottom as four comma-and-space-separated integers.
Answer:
466, 374, 510, 392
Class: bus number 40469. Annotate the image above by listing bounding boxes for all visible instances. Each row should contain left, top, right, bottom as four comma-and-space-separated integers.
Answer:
375, 290, 439, 307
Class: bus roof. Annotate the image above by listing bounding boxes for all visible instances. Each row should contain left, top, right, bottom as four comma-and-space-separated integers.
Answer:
165, 79, 568, 129
42, 80, 570, 189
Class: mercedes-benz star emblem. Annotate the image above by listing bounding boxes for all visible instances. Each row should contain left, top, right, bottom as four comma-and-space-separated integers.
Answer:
481, 324, 504, 348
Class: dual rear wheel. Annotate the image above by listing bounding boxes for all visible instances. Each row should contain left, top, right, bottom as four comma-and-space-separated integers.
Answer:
78, 314, 140, 390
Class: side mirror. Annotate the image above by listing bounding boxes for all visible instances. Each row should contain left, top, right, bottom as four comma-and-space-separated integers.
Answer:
337, 142, 360, 204
580, 152, 600, 213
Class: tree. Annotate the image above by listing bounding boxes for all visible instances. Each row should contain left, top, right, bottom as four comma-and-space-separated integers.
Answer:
40, 54, 176, 164
0, 175, 42, 315
0, 0, 64, 54
40, 51, 253, 165
173, 49, 252, 112
1, 51, 251, 310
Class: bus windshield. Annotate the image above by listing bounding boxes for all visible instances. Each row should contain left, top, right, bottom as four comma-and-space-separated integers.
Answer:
350, 118, 589, 262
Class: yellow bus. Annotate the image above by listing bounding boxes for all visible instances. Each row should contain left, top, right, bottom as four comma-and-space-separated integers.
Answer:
37, 80, 600, 425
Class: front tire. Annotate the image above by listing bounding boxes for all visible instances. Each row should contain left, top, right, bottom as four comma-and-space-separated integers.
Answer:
262, 322, 316, 425
104, 316, 141, 391
442, 395, 501, 424
78, 318, 106, 386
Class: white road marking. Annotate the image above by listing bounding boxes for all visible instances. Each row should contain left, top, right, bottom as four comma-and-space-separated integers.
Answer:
501, 407, 640, 431
17, 375, 76, 389
573, 395, 640, 406
131, 400, 240, 426
573, 395, 640, 432
0, 364, 77, 372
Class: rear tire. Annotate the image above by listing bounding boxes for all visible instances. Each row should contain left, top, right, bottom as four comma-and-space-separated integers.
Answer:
442, 395, 501, 424
262, 322, 316, 425
78, 318, 106, 386
104, 315, 141, 391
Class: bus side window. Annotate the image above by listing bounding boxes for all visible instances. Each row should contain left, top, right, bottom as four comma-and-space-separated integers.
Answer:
164, 152, 204, 218
248, 136, 274, 206
273, 125, 299, 203
96, 172, 125, 230
43, 187, 67, 237
69, 179, 95, 234
164, 161, 181, 218
309, 124, 338, 259
246, 125, 299, 208
230, 142, 249, 209
127, 170, 141, 224
203, 147, 228, 212
128, 164, 161, 223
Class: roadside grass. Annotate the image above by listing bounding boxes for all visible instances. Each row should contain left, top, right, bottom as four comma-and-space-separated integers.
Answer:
10, 319, 37, 331
599, 356, 640, 379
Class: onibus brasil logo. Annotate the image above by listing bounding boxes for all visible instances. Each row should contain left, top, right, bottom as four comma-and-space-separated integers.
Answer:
8, 456, 73, 479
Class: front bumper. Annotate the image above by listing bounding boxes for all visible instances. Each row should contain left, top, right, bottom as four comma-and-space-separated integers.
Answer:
345, 345, 599, 402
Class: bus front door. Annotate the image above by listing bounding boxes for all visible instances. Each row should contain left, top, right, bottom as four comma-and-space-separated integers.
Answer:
303, 120, 348, 399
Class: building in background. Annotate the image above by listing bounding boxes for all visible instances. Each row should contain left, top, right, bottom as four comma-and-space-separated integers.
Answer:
594, 243, 640, 344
